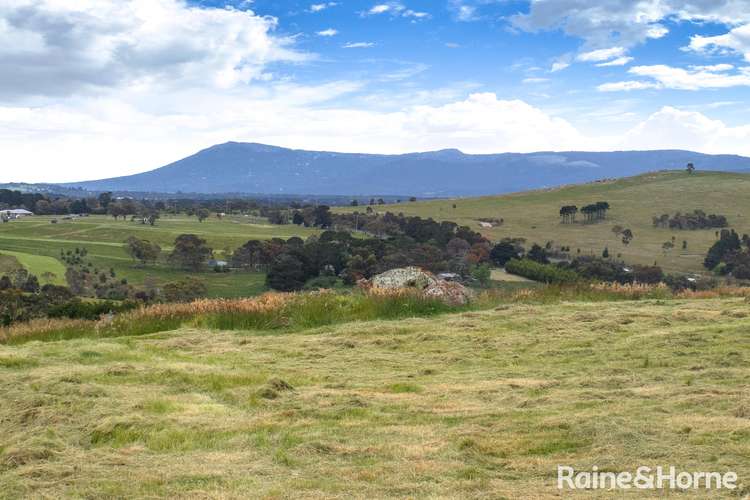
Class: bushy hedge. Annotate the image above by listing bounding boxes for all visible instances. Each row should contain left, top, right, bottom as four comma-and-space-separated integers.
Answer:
505, 258, 580, 284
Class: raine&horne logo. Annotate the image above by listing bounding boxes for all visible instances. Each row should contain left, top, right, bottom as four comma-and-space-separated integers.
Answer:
557, 465, 738, 491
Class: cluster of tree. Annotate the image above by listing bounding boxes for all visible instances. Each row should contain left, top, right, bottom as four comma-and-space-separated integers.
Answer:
0, 271, 138, 326
231, 214, 495, 291
652, 210, 728, 230
559, 205, 578, 224
559, 202, 610, 224
0, 268, 41, 294
703, 229, 750, 278
125, 237, 162, 266
580, 202, 610, 223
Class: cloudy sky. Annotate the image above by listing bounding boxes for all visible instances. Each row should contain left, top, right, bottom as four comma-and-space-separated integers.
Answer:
3, 0, 750, 182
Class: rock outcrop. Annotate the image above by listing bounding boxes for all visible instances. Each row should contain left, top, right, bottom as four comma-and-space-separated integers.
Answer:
365, 267, 473, 306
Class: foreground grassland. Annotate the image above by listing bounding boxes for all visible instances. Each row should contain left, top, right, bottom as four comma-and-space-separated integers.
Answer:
1, 298, 748, 498
339, 170, 750, 275
0, 215, 317, 297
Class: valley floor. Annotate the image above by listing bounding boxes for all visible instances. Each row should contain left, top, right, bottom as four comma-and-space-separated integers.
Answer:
1, 298, 749, 498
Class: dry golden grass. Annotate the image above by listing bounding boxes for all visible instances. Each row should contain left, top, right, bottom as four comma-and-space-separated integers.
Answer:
0, 298, 749, 498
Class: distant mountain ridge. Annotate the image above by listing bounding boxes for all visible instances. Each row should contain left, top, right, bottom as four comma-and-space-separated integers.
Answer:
58, 142, 750, 197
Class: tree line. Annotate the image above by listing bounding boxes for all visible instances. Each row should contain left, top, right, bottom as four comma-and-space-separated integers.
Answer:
559, 201, 610, 224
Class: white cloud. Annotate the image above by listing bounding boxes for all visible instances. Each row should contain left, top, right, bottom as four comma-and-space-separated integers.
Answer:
343, 42, 375, 48
522, 77, 549, 84
513, 1, 750, 50
600, 64, 750, 91
596, 56, 634, 67
621, 106, 750, 155
0, 0, 307, 99
7, 87, 750, 183
369, 4, 391, 14
0, 92, 589, 182
597, 81, 660, 92
365, 2, 429, 18
310, 2, 337, 13
317, 28, 338, 37
577, 47, 627, 62
689, 24, 750, 61
550, 55, 571, 72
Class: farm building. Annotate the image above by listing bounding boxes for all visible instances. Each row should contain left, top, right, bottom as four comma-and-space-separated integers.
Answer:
1, 208, 34, 219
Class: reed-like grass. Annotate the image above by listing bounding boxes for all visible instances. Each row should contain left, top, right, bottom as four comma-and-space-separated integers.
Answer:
0, 318, 96, 345
4, 283, 750, 345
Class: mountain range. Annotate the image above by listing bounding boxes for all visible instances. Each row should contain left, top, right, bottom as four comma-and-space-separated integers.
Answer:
55, 142, 750, 197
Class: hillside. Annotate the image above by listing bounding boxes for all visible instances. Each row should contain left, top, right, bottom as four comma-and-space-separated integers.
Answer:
339, 170, 750, 274
1, 298, 748, 497
0, 214, 318, 298
59, 142, 750, 196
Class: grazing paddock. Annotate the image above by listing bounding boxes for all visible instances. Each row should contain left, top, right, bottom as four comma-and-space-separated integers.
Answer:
337, 171, 750, 275
0, 215, 317, 297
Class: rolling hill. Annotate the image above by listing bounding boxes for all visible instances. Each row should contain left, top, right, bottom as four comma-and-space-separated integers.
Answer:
338, 170, 750, 274
59, 142, 750, 196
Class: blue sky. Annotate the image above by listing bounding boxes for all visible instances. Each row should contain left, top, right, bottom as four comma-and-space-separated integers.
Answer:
3, 0, 750, 182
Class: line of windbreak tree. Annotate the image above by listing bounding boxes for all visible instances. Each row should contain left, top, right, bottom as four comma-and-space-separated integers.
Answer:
559, 202, 610, 224
503, 248, 665, 286
653, 210, 728, 230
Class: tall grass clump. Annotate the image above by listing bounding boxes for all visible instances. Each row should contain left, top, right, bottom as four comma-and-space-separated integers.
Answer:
0, 318, 96, 345
198, 290, 455, 331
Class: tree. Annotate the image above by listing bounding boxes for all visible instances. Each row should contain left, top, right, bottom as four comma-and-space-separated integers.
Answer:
197, 208, 210, 222
266, 253, 307, 291
470, 264, 491, 287
98, 192, 112, 209
602, 247, 610, 258
527, 243, 549, 264
163, 278, 207, 303
621, 229, 634, 245
343, 253, 377, 284
704, 229, 741, 270
489, 241, 521, 266
168, 234, 212, 271
292, 211, 305, 225
124, 236, 161, 266
446, 238, 470, 259
313, 205, 332, 228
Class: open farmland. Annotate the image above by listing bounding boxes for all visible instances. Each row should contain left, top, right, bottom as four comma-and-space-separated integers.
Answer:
0, 214, 317, 297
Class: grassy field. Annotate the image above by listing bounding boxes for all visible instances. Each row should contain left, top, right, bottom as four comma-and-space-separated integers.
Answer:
338, 170, 750, 275
1, 297, 748, 498
0, 214, 316, 297
0, 250, 67, 285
